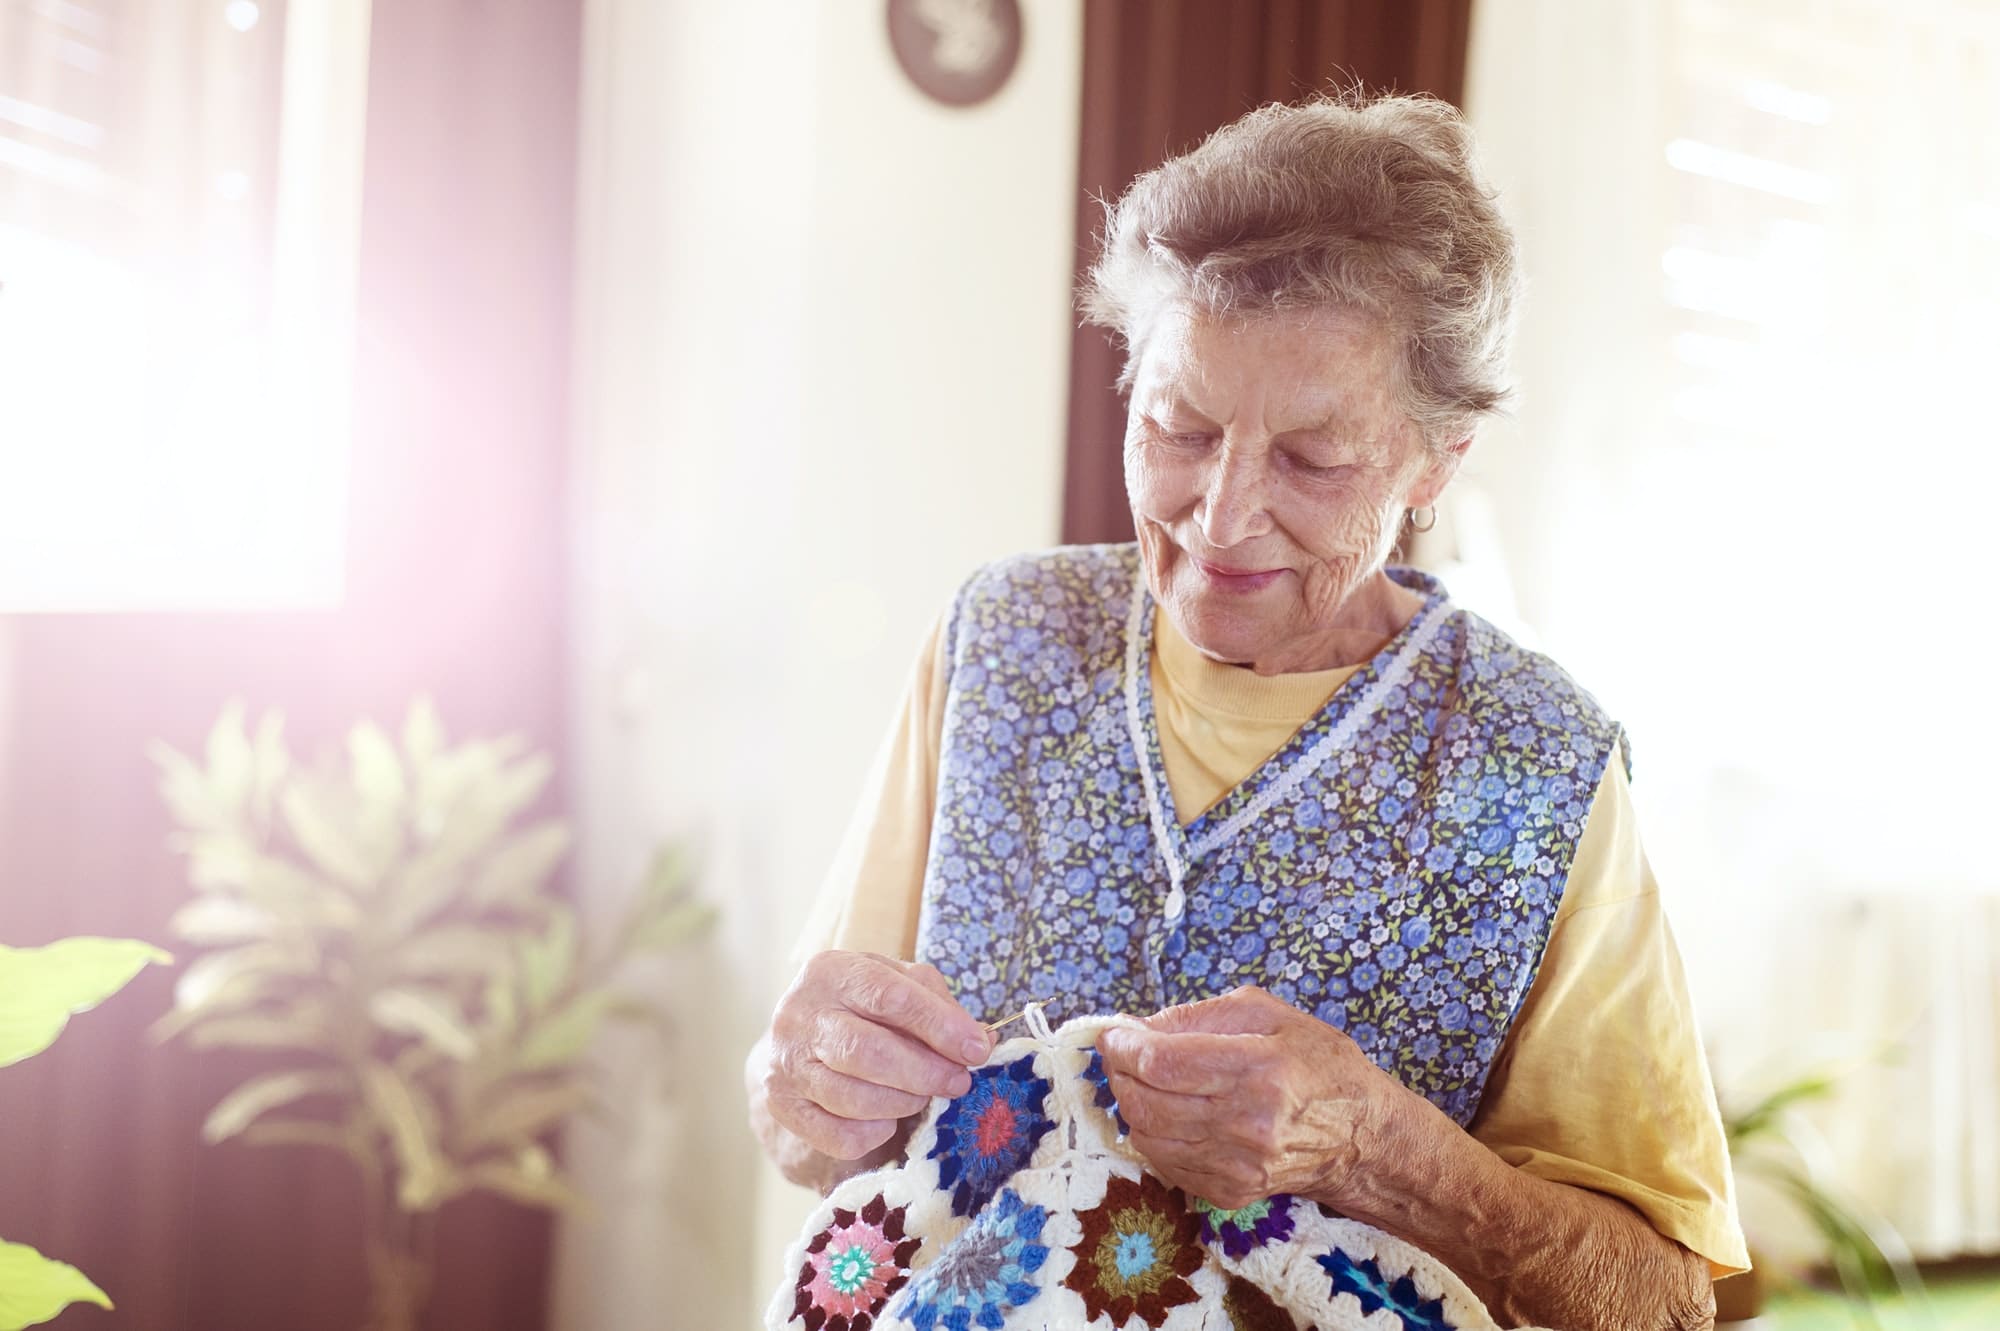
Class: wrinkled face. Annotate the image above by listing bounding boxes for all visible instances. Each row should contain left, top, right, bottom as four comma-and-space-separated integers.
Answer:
1124, 305, 1462, 673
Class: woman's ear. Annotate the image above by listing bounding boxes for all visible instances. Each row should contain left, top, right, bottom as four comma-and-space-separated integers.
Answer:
1408, 431, 1474, 509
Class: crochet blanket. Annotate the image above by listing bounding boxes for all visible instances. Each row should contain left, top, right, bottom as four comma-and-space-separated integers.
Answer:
768, 1011, 1546, 1331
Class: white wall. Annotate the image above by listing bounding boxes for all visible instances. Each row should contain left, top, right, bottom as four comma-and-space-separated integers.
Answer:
556, 3, 1081, 1326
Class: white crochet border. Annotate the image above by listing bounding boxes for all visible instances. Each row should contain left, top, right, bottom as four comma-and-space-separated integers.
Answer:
766, 1013, 1529, 1331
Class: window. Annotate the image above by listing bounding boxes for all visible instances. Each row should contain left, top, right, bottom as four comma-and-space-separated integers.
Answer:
0, 0, 370, 611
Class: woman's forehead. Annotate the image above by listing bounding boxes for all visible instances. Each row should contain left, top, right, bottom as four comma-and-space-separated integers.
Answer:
1134, 305, 1402, 427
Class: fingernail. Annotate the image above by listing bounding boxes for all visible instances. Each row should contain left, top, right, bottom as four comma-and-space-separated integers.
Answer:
961, 1032, 991, 1063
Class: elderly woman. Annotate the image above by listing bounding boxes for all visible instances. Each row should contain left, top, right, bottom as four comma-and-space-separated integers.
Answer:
748, 94, 1746, 1329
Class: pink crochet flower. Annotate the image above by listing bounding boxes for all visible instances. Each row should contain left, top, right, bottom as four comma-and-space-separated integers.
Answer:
791, 1195, 921, 1331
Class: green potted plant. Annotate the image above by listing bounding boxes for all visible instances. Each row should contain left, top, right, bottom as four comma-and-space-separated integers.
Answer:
1, 936, 169, 1328
152, 701, 711, 1331
1713, 1053, 1926, 1327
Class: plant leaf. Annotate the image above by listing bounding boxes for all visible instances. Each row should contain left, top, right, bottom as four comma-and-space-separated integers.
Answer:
184, 1004, 335, 1052
631, 898, 715, 952
516, 990, 614, 1071
0, 938, 170, 1068
349, 722, 407, 809
391, 926, 516, 981
469, 822, 571, 912
403, 699, 445, 772
240, 1118, 356, 1155
202, 1068, 348, 1145
153, 741, 227, 835
459, 1152, 590, 1214
461, 1078, 596, 1152
168, 897, 279, 945
281, 782, 376, 890
249, 710, 289, 830
369, 986, 477, 1061
0, 1237, 114, 1328
359, 1062, 448, 1211
205, 701, 255, 823
519, 906, 577, 1014
169, 941, 309, 1015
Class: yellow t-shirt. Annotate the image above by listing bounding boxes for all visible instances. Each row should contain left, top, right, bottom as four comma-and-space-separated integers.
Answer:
800, 609, 1750, 1278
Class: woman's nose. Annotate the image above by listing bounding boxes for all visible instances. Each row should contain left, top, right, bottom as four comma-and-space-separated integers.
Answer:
1195, 446, 1271, 548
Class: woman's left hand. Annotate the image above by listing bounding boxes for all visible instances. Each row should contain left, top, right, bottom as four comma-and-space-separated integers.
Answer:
1095, 985, 1400, 1211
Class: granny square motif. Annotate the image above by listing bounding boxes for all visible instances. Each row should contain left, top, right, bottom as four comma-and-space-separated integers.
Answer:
769, 1012, 1549, 1331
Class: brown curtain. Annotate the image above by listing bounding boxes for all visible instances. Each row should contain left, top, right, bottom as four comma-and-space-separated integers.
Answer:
1062, 0, 1475, 545
0, 2, 582, 1328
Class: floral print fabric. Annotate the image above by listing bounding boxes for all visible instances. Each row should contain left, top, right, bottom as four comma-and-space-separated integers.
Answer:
916, 545, 1624, 1127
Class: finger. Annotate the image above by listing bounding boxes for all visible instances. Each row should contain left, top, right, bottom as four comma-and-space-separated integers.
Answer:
1126, 1132, 1266, 1210
791, 1060, 935, 1121
843, 958, 993, 1065
901, 961, 958, 1002
1098, 1027, 1267, 1096
815, 1008, 975, 1099
1105, 1073, 1212, 1142
1145, 985, 1288, 1036
769, 1091, 899, 1161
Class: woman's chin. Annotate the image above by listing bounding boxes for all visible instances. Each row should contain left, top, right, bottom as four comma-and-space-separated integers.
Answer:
1170, 599, 1281, 666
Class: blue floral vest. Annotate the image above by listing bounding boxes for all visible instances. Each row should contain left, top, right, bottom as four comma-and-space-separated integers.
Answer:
913, 545, 1626, 1127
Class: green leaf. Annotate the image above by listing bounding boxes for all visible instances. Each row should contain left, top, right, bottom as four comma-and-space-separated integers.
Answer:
349, 722, 407, 809
460, 1149, 589, 1214
282, 782, 376, 890
202, 1068, 347, 1145
403, 699, 445, 772
0, 938, 170, 1068
391, 926, 516, 981
205, 701, 255, 822
240, 1118, 356, 1156
519, 906, 576, 1014
516, 990, 614, 1071
168, 896, 279, 945
631, 898, 715, 952
461, 1078, 595, 1151
369, 986, 477, 1060
0, 1238, 113, 1328
468, 822, 571, 911
482, 969, 518, 1037
169, 941, 309, 1016
249, 710, 290, 830
359, 1062, 448, 1211
153, 741, 226, 835
183, 1004, 335, 1053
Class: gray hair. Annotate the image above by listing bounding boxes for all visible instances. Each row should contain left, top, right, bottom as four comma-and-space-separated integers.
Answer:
1081, 91, 1520, 451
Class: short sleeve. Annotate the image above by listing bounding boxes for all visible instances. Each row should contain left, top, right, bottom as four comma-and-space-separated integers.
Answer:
1469, 759, 1751, 1277
791, 612, 950, 964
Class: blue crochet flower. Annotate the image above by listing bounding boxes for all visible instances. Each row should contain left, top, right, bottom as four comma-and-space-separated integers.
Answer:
1080, 1047, 1129, 1135
928, 1055, 1053, 1217
1316, 1250, 1454, 1328
896, 1189, 1049, 1331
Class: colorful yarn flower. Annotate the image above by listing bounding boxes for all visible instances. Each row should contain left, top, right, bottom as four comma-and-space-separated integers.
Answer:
1081, 1047, 1129, 1135
1061, 1172, 1204, 1328
1193, 1194, 1296, 1259
1316, 1250, 1453, 1329
895, 1188, 1050, 1331
929, 1054, 1054, 1217
1220, 1273, 1300, 1331
789, 1194, 921, 1331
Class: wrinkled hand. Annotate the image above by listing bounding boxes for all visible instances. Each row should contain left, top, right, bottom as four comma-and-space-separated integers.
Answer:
761, 950, 995, 1161
1095, 985, 1395, 1211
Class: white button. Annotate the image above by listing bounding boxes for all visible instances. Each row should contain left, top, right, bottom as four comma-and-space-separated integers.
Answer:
1163, 887, 1185, 919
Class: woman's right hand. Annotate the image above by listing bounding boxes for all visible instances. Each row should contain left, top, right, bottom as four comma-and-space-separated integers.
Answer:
753, 950, 994, 1171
